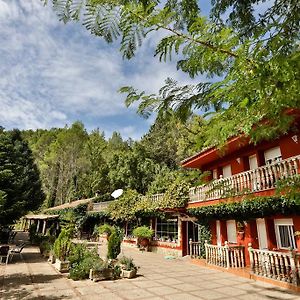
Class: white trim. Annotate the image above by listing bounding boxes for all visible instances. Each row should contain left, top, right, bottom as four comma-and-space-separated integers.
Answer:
274, 219, 293, 226
216, 220, 221, 246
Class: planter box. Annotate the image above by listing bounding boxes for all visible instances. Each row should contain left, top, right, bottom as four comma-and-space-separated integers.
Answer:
54, 258, 70, 273
121, 269, 137, 279
89, 268, 114, 282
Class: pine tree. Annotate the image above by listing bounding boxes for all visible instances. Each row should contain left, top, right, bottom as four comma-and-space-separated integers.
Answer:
0, 129, 45, 227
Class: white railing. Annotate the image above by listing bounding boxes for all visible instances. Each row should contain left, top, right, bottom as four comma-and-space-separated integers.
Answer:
205, 241, 245, 268
189, 155, 300, 203
248, 243, 300, 285
189, 239, 201, 258
92, 201, 116, 211
147, 193, 165, 202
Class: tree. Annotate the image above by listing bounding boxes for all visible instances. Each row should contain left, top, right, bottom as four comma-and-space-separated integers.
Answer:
46, 0, 300, 148
0, 129, 45, 226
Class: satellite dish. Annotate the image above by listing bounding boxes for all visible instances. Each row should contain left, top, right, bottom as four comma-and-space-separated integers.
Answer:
111, 189, 123, 199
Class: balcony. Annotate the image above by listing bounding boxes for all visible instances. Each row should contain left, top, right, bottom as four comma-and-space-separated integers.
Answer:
92, 200, 116, 212
189, 155, 300, 203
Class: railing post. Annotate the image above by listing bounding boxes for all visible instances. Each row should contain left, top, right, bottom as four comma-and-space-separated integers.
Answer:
205, 240, 208, 261
225, 241, 230, 269
289, 248, 298, 285
189, 238, 192, 257
248, 243, 254, 273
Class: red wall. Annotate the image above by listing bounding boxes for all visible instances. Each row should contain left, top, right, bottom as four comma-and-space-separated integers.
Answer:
209, 215, 300, 266
202, 131, 300, 176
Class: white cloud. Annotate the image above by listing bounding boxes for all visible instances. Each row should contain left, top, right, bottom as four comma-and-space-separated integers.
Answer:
0, 0, 198, 138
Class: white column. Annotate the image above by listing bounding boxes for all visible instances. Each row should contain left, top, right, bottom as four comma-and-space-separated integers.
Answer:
42, 220, 47, 235
36, 220, 40, 233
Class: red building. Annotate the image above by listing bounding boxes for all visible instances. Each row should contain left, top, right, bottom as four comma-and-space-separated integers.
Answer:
179, 121, 300, 286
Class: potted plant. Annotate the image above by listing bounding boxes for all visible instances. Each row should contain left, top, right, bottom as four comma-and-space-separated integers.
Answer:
237, 221, 246, 239
89, 260, 116, 282
132, 226, 154, 250
119, 256, 137, 279
53, 228, 73, 273
48, 248, 56, 264
98, 224, 113, 240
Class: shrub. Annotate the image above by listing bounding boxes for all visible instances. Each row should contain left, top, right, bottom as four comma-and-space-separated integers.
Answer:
132, 226, 154, 239
98, 224, 113, 237
53, 228, 73, 261
107, 227, 123, 259
69, 256, 104, 280
119, 256, 137, 271
68, 244, 104, 280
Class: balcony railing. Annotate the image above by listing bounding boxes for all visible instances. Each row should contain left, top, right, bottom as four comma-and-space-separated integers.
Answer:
189, 240, 201, 258
147, 193, 165, 202
205, 241, 245, 268
248, 243, 300, 285
92, 201, 116, 212
189, 154, 300, 203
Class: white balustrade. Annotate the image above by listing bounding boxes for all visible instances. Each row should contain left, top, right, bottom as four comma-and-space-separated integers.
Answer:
147, 193, 165, 202
189, 239, 201, 258
248, 243, 300, 285
92, 201, 116, 211
205, 241, 245, 268
189, 155, 300, 203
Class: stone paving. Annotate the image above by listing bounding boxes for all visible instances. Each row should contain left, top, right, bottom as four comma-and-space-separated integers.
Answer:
1, 244, 300, 300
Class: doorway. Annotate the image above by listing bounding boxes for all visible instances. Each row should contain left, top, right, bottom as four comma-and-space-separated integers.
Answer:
256, 218, 268, 250
183, 221, 200, 256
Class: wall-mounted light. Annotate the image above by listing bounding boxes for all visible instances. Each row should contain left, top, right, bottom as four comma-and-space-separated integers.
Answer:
236, 157, 241, 164
292, 135, 298, 144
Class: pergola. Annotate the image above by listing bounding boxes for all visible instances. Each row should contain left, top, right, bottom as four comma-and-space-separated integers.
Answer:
22, 214, 59, 235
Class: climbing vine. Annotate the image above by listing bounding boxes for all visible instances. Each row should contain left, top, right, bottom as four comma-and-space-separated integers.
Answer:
188, 194, 300, 221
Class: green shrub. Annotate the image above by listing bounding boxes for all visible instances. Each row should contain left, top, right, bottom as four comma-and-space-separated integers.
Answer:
68, 244, 104, 280
132, 226, 153, 239
119, 256, 137, 271
69, 256, 104, 280
107, 227, 123, 259
98, 224, 113, 237
53, 228, 73, 261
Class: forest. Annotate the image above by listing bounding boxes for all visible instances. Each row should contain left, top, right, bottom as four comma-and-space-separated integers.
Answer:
18, 113, 204, 209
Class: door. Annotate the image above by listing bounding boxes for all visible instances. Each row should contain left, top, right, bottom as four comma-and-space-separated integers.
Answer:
226, 220, 237, 243
249, 154, 258, 170
249, 154, 259, 190
222, 165, 232, 178
256, 218, 268, 250
216, 220, 221, 246
186, 221, 199, 255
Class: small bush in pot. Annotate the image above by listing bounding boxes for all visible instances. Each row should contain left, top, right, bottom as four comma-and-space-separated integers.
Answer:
132, 226, 154, 249
98, 224, 113, 239
119, 256, 138, 278
53, 228, 73, 272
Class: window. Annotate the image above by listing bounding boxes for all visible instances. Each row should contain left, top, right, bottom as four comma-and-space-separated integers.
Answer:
155, 218, 178, 243
213, 169, 218, 180
222, 165, 232, 178
249, 154, 258, 170
264, 146, 282, 165
226, 220, 237, 243
274, 219, 296, 249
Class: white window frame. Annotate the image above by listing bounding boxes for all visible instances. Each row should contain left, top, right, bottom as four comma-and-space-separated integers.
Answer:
274, 219, 296, 250
155, 217, 178, 243
226, 220, 237, 244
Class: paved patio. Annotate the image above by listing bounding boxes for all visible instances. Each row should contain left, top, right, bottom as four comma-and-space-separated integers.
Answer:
1, 244, 300, 300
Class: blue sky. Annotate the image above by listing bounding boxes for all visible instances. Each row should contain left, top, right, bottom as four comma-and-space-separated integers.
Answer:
0, 0, 203, 140
0, 1, 273, 140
